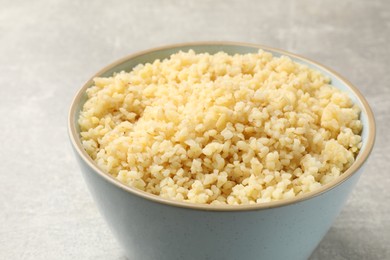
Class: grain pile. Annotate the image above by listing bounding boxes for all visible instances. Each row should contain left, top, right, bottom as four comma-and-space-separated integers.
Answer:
79, 50, 362, 205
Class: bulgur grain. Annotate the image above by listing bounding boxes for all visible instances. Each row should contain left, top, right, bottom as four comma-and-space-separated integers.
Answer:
79, 50, 362, 205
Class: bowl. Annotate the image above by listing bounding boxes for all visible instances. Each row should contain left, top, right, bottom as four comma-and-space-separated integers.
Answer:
68, 42, 375, 260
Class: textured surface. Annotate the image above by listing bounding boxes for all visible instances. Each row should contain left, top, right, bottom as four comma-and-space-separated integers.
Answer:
0, 0, 388, 259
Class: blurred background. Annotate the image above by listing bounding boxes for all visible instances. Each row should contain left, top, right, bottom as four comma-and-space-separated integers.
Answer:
0, 0, 389, 259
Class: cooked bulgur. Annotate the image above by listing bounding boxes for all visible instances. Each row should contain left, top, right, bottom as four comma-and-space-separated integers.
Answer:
78, 50, 362, 205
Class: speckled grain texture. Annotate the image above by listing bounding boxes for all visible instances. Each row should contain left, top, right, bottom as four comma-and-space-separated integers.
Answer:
0, 0, 388, 259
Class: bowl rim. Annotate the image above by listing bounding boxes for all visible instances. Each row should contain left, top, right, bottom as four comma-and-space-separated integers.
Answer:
68, 41, 376, 212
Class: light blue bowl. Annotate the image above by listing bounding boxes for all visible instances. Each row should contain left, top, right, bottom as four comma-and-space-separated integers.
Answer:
68, 42, 375, 260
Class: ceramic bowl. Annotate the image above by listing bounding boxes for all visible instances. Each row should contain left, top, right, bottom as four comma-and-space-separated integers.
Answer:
68, 42, 375, 260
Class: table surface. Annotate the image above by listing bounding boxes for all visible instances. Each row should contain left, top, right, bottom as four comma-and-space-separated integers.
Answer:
1, 0, 389, 259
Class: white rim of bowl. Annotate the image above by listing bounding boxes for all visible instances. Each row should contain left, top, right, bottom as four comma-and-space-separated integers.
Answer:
68, 41, 376, 212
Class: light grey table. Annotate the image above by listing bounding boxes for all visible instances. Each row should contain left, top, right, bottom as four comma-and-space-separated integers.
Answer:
1, 0, 389, 259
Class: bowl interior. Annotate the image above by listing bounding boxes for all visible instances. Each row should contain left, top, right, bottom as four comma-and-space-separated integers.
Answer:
70, 42, 375, 210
